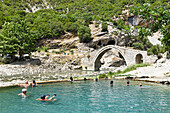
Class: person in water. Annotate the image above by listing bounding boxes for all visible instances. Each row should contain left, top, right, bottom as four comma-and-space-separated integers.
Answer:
36, 94, 56, 101
139, 83, 142, 87
70, 76, 73, 82
110, 80, 113, 86
32, 80, 38, 87
18, 88, 27, 98
127, 80, 130, 86
84, 78, 87, 81
94, 78, 98, 82
19, 81, 30, 88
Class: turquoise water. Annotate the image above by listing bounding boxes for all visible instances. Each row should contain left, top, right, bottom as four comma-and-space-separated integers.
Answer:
0, 80, 170, 113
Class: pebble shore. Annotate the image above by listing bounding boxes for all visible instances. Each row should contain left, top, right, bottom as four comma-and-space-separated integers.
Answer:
0, 59, 170, 87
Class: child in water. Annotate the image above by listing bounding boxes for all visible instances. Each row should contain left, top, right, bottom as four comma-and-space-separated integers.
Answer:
18, 88, 28, 98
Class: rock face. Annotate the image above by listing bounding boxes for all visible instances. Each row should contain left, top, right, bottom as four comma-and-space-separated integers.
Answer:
148, 31, 162, 46
100, 49, 126, 68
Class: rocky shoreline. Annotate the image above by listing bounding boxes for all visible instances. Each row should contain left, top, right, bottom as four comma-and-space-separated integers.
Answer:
0, 58, 170, 87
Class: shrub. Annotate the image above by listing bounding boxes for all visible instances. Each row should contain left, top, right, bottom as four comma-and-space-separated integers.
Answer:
70, 50, 74, 55
147, 45, 165, 56
46, 53, 50, 56
99, 73, 108, 78
36, 46, 49, 52
132, 42, 144, 50
42, 46, 49, 52
167, 52, 170, 59
101, 22, 108, 32
78, 26, 92, 43
117, 19, 125, 30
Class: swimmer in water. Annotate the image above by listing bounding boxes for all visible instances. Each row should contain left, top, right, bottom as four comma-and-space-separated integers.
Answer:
110, 80, 113, 86
32, 80, 38, 87
36, 94, 56, 101
70, 76, 73, 82
18, 88, 27, 98
139, 83, 142, 87
19, 81, 30, 88
94, 78, 98, 82
84, 78, 87, 81
127, 80, 130, 86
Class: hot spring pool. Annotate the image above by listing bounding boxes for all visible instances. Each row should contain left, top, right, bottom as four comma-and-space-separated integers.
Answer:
0, 80, 169, 113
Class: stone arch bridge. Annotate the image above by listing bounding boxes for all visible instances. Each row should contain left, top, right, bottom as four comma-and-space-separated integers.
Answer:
81, 45, 153, 71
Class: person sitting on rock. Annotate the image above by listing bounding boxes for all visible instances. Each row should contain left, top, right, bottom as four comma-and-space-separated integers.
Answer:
36, 94, 56, 101
18, 88, 28, 98
19, 81, 30, 88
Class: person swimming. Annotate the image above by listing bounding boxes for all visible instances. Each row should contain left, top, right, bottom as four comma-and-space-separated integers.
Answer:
70, 76, 73, 82
110, 80, 113, 86
36, 94, 56, 101
19, 81, 30, 88
94, 78, 98, 82
84, 78, 87, 81
32, 80, 38, 87
18, 88, 27, 98
127, 80, 130, 86
139, 83, 142, 87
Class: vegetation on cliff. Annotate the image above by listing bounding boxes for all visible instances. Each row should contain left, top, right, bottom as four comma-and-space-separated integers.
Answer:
0, 0, 169, 60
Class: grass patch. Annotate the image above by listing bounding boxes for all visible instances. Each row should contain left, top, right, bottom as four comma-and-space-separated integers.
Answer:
65, 64, 150, 80
120, 63, 151, 74
106, 63, 150, 78
114, 74, 133, 77
99, 73, 108, 78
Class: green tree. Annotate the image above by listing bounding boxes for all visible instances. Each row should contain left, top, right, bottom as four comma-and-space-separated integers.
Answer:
130, 3, 170, 51
0, 21, 37, 59
78, 25, 92, 43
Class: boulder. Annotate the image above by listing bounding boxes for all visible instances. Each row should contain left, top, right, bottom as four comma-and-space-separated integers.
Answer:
29, 59, 41, 65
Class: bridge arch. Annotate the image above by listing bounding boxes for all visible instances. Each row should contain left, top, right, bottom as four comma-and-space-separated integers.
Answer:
135, 54, 143, 64
93, 45, 127, 71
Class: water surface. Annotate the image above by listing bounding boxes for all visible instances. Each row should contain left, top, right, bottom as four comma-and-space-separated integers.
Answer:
0, 80, 169, 113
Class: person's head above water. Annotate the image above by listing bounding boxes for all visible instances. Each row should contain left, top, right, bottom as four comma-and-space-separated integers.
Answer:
127, 80, 130, 85
33, 80, 36, 84
139, 83, 142, 87
41, 95, 46, 99
110, 80, 113, 84
25, 81, 28, 84
70, 77, 73, 81
22, 88, 27, 93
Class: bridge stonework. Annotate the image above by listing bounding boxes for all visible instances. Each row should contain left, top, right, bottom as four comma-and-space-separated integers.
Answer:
81, 45, 154, 71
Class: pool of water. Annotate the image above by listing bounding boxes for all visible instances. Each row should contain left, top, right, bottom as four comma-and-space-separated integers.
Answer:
0, 80, 169, 113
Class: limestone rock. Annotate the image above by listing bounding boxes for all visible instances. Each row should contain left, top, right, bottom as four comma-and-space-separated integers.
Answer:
73, 66, 82, 70
29, 59, 41, 65
61, 63, 72, 70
